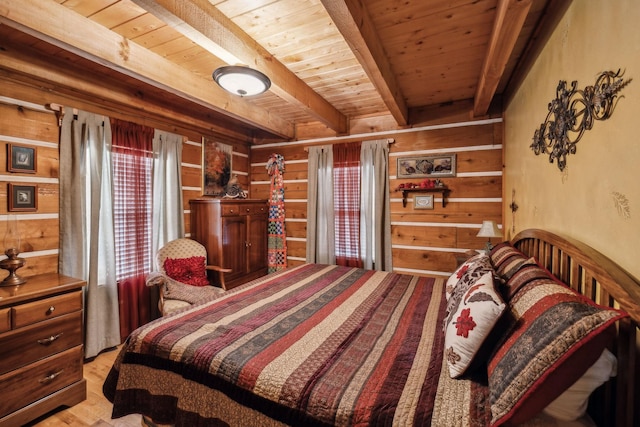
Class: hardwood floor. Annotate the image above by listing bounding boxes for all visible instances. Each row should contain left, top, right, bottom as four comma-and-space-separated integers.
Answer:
26, 346, 142, 427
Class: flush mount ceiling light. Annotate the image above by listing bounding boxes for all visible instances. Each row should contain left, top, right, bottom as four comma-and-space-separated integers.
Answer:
212, 65, 271, 97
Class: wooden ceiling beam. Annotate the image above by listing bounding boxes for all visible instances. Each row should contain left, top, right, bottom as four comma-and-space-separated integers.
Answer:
0, 44, 256, 141
134, 0, 348, 134
0, 0, 294, 138
321, 0, 409, 127
473, 0, 533, 117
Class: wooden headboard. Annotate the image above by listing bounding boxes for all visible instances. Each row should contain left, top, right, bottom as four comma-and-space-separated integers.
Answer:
512, 229, 640, 427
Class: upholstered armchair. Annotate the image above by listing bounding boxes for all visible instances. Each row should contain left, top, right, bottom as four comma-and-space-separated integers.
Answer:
146, 238, 231, 315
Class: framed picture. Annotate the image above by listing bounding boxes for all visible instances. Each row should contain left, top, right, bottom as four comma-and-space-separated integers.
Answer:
8, 183, 37, 212
397, 154, 456, 178
7, 144, 36, 174
202, 138, 232, 197
414, 194, 434, 210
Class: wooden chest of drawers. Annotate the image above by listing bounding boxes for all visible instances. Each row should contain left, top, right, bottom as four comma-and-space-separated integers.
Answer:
0, 273, 86, 426
190, 198, 268, 289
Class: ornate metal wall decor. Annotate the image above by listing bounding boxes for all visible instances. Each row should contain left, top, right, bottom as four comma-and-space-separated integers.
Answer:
530, 69, 631, 171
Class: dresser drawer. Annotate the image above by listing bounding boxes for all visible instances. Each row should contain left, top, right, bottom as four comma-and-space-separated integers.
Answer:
0, 345, 83, 418
220, 204, 240, 216
12, 291, 82, 329
0, 308, 10, 333
248, 204, 267, 215
0, 311, 82, 375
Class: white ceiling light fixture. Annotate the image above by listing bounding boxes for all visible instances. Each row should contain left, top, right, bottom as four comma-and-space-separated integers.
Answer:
212, 65, 271, 97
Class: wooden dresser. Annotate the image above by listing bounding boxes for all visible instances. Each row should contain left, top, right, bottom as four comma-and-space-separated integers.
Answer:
190, 198, 268, 290
0, 273, 86, 426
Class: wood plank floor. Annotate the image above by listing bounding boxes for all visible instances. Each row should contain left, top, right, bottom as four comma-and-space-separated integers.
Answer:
26, 346, 143, 427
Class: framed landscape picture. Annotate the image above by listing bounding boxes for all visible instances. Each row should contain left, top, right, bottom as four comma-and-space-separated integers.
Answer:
397, 154, 456, 178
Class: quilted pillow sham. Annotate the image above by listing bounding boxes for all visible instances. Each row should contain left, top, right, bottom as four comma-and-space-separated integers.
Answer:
444, 270, 506, 378
163, 256, 210, 287
489, 242, 537, 281
489, 241, 521, 265
488, 277, 628, 426
501, 263, 553, 300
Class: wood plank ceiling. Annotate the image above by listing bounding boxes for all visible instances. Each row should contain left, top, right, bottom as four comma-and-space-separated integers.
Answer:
0, 0, 561, 142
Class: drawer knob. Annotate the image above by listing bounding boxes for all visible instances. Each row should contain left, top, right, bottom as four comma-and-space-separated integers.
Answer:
47, 306, 55, 315
39, 369, 64, 384
37, 333, 63, 345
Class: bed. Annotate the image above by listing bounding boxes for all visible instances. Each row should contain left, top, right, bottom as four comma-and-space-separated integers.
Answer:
103, 229, 640, 426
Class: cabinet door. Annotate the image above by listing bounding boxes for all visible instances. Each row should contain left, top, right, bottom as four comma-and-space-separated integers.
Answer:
246, 213, 268, 274
221, 215, 247, 283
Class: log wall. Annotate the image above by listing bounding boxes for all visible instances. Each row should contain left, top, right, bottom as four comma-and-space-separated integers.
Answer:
250, 119, 503, 276
0, 80, 251, 278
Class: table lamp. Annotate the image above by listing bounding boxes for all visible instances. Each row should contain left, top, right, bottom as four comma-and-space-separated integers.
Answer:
477, 220, 502, 253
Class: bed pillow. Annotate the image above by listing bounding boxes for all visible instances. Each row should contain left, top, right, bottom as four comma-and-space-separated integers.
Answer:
496, 256, 537, 281
163, 256, 210, 287
444, 271, 506, 378
444, 253, 494, 331
489, 242, 537, 281
488, 241, 522, 267
543, 348, 617, 421
501, 263, 553, 300
488, 277, 628, 427
445, 252, 488, 300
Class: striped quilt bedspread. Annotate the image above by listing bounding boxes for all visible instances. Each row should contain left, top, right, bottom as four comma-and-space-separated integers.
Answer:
104, 263, 490, 426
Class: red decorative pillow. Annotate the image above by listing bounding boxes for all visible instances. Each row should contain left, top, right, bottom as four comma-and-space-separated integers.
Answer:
163, 256, 210, 287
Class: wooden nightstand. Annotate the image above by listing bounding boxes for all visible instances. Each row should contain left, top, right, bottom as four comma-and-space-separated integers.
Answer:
0, 273, 86, 426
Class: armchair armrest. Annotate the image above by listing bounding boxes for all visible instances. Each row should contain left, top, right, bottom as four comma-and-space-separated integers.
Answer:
206, 265, 232, 290
145, 271, 168, 287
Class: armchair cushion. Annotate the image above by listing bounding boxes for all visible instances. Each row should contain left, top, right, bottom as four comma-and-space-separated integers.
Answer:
163, 256, 209, 287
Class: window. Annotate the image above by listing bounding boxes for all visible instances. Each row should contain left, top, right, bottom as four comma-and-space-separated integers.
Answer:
333, 142, 362, 267
110, 119, 155, 282
112, 148, 153, 281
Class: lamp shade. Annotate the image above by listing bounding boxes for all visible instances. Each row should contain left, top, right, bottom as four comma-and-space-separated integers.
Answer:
477, 220, 502, 238
213, 65, 271, 97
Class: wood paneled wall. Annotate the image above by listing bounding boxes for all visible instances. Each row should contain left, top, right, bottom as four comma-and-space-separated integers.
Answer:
250, 119, 503, 276
0, 99, 60, 278
2, 78, 501, 279
0, 81, 251, 278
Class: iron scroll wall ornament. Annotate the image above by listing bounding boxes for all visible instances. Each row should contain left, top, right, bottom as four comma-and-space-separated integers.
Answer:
530, 69, 631, 171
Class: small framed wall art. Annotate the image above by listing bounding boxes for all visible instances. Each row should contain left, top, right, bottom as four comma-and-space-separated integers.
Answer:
8, 183, 38, 212
397, 154, 456, 178
414, 194, 434, 210
7, 144, 37, 174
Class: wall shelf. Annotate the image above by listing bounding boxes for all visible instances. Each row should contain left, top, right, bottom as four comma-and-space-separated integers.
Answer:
397, 187, 450, 207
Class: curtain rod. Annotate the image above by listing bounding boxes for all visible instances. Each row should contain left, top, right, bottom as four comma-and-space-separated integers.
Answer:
303, 138, 395, 152
46, 103, 78, 127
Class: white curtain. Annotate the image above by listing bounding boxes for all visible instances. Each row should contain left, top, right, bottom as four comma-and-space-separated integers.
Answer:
151, 129, 184, 265
306, 145, 335, 264
360, 139, 393, 271
59, 108, 120, 359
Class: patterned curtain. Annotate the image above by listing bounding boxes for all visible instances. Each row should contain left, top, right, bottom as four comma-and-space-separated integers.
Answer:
334, 142, 362, 267
267, 154, 287, 273
111, 118, 155, 340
